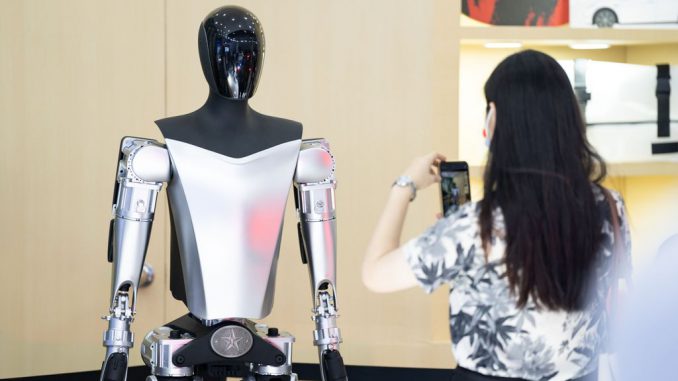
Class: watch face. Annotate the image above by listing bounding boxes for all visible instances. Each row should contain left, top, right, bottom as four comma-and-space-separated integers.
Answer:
394, 176, 415, 200
397, 176, 412, 186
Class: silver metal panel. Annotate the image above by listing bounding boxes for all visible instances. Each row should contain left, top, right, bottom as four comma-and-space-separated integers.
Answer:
301, 219, 338, 300
252, 331, 295, 376
110, 218, 153, 303
141, 327, 193, 377
165, 139, 301, 320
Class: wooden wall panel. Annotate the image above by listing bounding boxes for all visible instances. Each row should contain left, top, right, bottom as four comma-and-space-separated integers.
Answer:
0, 0, 167, 377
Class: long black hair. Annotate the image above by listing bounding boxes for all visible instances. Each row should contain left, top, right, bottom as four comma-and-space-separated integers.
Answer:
480, 50, 607, 311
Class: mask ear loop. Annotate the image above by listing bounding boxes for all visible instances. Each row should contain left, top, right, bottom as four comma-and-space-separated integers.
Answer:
484, 106, 494, 147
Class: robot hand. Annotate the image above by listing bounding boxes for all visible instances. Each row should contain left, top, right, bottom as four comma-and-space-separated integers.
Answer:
100, 137, 170, 381
294, 139, 348, 381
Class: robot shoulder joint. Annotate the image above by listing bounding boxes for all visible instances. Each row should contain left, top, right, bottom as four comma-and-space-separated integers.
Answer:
295, 138, 335, 184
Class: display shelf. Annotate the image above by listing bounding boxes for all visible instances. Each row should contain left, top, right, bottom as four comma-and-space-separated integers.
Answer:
469, 162, 678, 179
458, 21, 678, 177
460, 25, 678, 47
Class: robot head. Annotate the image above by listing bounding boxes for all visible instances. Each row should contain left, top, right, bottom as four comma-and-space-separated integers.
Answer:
198, 6, 265, 100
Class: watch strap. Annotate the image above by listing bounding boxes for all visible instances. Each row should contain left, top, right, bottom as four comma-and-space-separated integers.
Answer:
392, 175, 416, 201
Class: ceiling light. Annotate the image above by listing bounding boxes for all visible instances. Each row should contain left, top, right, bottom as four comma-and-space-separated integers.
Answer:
484, 42, 523, 49
569, 43, 611, 50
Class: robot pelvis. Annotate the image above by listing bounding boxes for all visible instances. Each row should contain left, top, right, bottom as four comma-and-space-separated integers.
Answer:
140, 314, 295, 381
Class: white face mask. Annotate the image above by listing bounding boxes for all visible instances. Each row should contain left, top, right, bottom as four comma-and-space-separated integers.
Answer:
484, 106, 494, 148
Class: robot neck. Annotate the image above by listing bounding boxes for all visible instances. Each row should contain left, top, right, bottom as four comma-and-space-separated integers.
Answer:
198, 91, 252, 123
156, 89, 302, 159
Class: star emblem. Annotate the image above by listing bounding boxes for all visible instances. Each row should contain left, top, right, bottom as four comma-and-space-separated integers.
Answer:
210, 325, 253, 358
222, 329, 244, 351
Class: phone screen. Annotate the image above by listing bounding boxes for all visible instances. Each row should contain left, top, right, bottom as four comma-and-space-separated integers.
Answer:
440, 161, 471, 217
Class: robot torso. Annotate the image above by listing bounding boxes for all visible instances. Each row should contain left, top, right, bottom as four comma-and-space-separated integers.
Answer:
164, 138, 302, 320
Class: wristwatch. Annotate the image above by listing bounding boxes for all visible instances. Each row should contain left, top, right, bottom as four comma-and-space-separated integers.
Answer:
392, 175, 417, 201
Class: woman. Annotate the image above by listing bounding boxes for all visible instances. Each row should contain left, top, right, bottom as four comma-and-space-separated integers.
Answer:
362, 50, 631, 381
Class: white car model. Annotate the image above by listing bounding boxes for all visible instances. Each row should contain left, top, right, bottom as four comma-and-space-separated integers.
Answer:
570, 0, 678, 28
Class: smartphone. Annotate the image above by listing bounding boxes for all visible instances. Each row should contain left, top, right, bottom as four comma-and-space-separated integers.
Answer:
439, 161, 471, 217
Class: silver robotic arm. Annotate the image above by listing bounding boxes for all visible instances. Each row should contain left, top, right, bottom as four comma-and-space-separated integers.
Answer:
100, 137, 170, 381
294, 139, 348, 381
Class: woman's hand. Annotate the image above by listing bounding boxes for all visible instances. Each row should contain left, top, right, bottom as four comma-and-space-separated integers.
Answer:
401, 152, 446, 190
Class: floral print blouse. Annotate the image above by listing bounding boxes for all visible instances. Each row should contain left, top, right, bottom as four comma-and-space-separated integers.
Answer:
404, 187, 631, 381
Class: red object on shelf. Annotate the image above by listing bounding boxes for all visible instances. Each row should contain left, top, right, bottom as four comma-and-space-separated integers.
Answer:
462, 0, 569, 26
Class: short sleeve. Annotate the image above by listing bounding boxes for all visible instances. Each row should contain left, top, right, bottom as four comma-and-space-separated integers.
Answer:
403, 213, 467, 293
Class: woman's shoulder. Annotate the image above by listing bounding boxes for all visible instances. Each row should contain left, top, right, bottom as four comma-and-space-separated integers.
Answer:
442, 201, 481, 226
591, 184, 627, 221
419, 202, 480, 243
447, 200, 504, 224
592, 184, 625, 205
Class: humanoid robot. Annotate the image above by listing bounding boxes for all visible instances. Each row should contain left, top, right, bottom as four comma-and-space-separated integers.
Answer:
99, 6, 347, 381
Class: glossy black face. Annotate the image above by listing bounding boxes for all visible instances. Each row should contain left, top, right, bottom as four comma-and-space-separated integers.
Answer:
199, 6, 265, 100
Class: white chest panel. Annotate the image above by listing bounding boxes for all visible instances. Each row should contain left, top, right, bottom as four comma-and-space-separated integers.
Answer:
164, 138, 301, 320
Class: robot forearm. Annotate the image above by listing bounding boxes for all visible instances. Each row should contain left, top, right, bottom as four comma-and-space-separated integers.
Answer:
294, 139, 347, 381
101, 137, 170, 381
